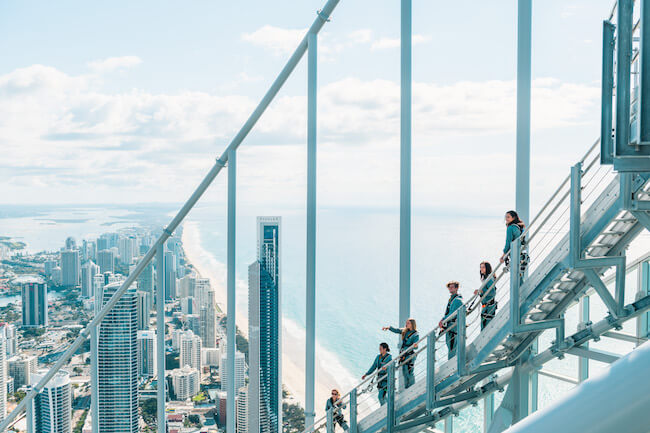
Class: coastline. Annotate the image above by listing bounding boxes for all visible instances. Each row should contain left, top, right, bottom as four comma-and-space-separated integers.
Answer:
181, 221, 357, 416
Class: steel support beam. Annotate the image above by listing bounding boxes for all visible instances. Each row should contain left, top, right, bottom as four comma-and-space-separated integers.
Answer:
566, 346, 620, 364
456, 305, 466, 376
638, 261, 650, 341
426, 333, 436, 412
578, 296, 590, 382
615, 0, 633, 154
305, 31, 318, 430
399, 0, 412, 326
156, 243, 166, 433
601, 20, 615, 164
226, 149, 237, 433
641, 0, 650, 142
387, 364, 396, 433
516, 0, 532, 224
350, 389, 358, 433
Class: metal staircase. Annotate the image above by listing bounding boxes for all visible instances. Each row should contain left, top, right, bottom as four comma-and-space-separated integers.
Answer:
302, 141, 650, 433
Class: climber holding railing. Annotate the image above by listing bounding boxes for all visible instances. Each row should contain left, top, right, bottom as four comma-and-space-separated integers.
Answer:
361, 342, 393, 405
439, 281, 464, 359
500, 210, 529, 275
382, 318, 419, 389
325, 389, 349, 431
474, 261, 497, 329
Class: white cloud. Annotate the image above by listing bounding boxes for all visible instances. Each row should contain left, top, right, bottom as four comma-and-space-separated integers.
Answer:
371, 34, 431, 51
87, 56, 143, 73
0, 64, 600, 207
241, 25, 306, 55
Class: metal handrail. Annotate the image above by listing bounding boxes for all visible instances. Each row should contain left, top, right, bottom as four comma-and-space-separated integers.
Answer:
301, 139, 605, 433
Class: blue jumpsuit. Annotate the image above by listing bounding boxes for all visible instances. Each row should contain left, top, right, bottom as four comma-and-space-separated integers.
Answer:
442, 294, 464, 359
503, 224, 523, 255
387, 327, 419, 388
325, 397, 349, 431
478, 277, 496, 330
364, 352, 393, 405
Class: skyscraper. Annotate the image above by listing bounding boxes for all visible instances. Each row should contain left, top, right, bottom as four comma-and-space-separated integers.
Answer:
96, 250, 115, 274
137, 261, 154, 303
0, 336, 6, 422
164, 250, 177, 300
96, 282, 138, 433
64, 236, 76, 251
248, 216, 282, 433
199, 289, 217, 348
236, 386, 249, 433
26, 370, 71, 433
170, 366, 200, 401
179, 330, 201, 372
81, 260, 100, 299
220, 351, 246, 396
136, 290, 152, 330
21, 277, 48, 327
60, 250, 80, 287
0, 324, 17, 357
137, 330, 157, 379
7, 354, 37, 389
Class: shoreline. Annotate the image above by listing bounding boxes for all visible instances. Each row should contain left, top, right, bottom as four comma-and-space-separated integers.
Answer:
181, 221, 357, 416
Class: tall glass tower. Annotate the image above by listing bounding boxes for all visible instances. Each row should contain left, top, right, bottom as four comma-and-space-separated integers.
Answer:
248, 216, 281, 433
26, 370, 71, 433
96, 282, 138, 433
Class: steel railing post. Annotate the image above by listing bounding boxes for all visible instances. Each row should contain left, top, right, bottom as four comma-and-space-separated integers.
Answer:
426, 332, 436, 411
305, 30, 318, 430
350, 388, 358, 433
226, 148, 237, 433
386, 363, 396, 433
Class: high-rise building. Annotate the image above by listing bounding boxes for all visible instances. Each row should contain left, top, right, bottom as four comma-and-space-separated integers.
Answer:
179, 330, 201, 372
96, 250, 115, 274
6, 377, 13, 395
21, 277, 48, 327
220, 351, 246, 395
199, 290, 217, 348
0, 336, 6, 422
170, 365, 200, 401
96, 282, 138, 433
7, 354, 37, 389
81, 260, 100, 299
164, 251, 177, 300
137, 331, 157, 379
195, 278, 210, 309
26, 369, 71, 433
136, 290, 152, 330
216, 391, 228, 426
43, 260, 57, 278
178, 274, 196, 299
96, 236, 108, 252
0, 324, 17, 357
185, 314, 200, 336
137, 262, 154, 302
236, 386, 249, 433
181, 297, 195, 315
60, 250, 80, 287
118, 236, 137, 265
65, 236, 76, 251
248, 216, 282, 433
201, 347, 221, 367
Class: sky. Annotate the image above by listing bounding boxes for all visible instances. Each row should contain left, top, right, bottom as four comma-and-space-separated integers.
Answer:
0, 0, 615, 216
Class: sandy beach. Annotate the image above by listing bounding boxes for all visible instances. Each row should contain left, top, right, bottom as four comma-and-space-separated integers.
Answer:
182, 221, 357, 418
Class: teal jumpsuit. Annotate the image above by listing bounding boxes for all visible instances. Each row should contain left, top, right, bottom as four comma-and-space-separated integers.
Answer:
478, 277, 496, 329
364, 352, 393, 405
387, 327, 419, 388
325, 397, 349, 431
442, 294, 464, 359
